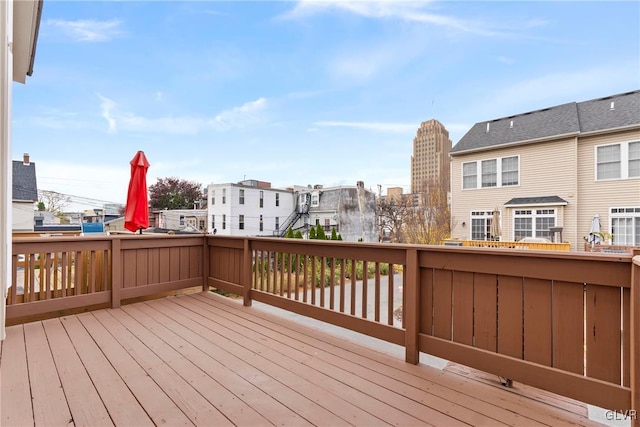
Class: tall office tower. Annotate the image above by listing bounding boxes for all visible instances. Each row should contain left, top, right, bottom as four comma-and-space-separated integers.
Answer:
410, 119, 452, 194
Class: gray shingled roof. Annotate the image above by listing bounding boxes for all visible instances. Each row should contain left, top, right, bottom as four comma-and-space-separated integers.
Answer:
505, 196, 568, 206
12, 160, 38, 202
451, 90, 640, 154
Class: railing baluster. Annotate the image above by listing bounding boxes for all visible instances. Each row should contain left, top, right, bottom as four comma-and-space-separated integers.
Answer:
374, 262, 380, 322
362, 260, 368, 319
329, 258, 335, 310
279, 252, 284, 297
320, 257, 326, 308
28, 253, 36, 302
311, 256, 316, 306
286, 253, 292, 299
388, 264, 394, 326
294, 253, 300, 301
302, 255, 308, 303
350, 259, 356, 316
339, 259, 345, 313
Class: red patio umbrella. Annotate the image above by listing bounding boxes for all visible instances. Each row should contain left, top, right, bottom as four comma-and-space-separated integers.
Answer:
124, 151, 150, 233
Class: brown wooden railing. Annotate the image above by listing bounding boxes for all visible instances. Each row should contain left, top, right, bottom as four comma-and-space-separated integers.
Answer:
8, 234, 205, 321
209, 237, 638, 416
6, 235, 639, 419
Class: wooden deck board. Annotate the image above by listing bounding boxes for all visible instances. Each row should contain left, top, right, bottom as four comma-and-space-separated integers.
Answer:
76, 312, 195, 426
41, 318, 113, 426
194, 293, 600, 427
177, 294, 494, 426
1, 326, 35, 426
149, 298, 366, 426
1, 291, 603, 427
23, 321, 73, 426
58, 315, 154, 427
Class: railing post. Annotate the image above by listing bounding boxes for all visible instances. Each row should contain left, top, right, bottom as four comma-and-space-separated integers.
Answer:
111, 237, 121, 309
202, 235, 210, 293
242, 238, 252, 307
631, 250, 640, 427
405, 248, 420, 364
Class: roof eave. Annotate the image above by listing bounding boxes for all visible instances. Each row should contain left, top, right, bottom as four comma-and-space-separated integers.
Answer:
12, 0, 43, 84
505, 202, 568, 207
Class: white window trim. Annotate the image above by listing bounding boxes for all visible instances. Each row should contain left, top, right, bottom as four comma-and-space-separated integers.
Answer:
512, 208, 557, 240
462, 155, 520, 190
595, 140, 640, 181
609, 206, 640, 246
469, 210, 496, 241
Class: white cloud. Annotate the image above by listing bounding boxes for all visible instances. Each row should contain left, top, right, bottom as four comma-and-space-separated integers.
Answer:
497, 56, 515, 65
213, 97, 267, 130
46, 19, 124, 42
282, 1, 501, 36
96, 95, 268, 135
314, 120, 417, 133
98, 95, 117, 133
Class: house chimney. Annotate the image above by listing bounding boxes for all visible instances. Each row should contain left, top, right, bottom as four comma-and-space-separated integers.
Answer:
23, 153, 30, 165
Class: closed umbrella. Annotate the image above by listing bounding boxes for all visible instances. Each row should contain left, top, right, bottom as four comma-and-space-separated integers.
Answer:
490, 208, 501, 240
124, 151, 150, 233
587, 214, 601, 248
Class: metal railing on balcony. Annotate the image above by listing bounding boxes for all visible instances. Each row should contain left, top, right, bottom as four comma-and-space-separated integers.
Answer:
6, 234, 640, 418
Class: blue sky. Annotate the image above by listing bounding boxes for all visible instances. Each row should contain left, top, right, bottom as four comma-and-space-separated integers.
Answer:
12, 0, 640, 210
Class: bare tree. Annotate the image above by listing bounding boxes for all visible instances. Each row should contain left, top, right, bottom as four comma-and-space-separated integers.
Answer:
38, 190, 71, 213
402, 178, 451, 245
377, 192, 413, 242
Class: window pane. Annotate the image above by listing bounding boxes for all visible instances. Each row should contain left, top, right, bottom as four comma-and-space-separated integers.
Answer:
481, 159, 497, 187
471, 218, 486, 240
463, 162, 477, 189
514, 218, 532, 240
535, 217, 555, 239
629, 142, 640, 178
597, 145, 621, 179
501, 156, 519, 186
612, 217, 632, 245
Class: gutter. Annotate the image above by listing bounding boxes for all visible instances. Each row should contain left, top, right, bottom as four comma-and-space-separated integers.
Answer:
27, 0, 43, 77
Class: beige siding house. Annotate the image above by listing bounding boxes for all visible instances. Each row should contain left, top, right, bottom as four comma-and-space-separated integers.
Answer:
450, 90, 640, 251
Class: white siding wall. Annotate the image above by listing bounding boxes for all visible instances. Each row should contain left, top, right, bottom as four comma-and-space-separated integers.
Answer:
451, 137, 578, 247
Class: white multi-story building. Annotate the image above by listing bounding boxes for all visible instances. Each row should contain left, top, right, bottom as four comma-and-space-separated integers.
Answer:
207, 179, 378, 242
207, 180, 294, 236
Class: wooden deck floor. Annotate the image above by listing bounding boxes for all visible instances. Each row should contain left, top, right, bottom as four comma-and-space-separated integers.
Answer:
1, 292, 604, 426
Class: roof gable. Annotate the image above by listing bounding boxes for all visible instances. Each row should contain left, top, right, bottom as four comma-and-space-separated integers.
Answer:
12, 160, 38, 202
451, 90, 640, 155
